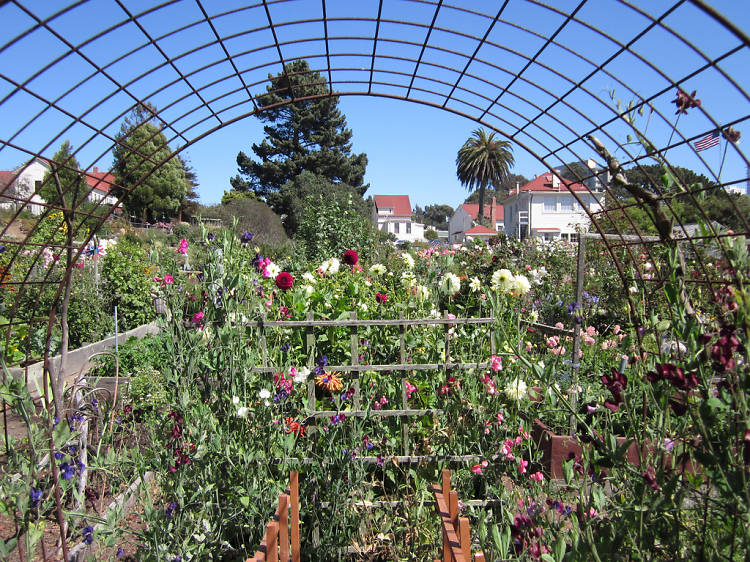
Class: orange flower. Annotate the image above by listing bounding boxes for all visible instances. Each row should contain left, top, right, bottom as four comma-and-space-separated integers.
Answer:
315, 371, 343, 392
285, 417, 306, 437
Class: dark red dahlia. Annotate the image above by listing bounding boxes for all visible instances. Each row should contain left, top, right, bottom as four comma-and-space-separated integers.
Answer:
275, 272, 294, 291
343, 249, 359, 266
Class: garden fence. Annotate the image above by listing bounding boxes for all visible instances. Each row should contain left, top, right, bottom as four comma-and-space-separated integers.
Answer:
249, 472, 301, 562
431, 469, 485, 562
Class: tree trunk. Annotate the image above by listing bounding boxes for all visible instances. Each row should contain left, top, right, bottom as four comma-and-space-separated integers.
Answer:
477, 186, 486, 227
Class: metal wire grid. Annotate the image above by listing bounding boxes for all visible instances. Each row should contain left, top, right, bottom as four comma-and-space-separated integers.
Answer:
0, 1, 746, 557
0, 0, 746, 357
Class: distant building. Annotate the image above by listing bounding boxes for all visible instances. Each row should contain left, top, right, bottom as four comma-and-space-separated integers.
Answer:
0, 159, 119, 215
503, 173, 605, 242
448, 197, 504, 243
372, 194, 425, 242
724, 184, 747, 196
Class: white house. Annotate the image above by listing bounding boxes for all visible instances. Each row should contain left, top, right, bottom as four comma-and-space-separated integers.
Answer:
503, 173, 605, 242
84, 166, 119, 206
448, 198, 504, 243
0, 157, 49, 215
0, 159, 119, 215
372, 194, 425, 242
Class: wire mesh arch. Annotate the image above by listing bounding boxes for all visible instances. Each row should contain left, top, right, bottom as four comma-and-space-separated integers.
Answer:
0, 0, 745, 361
0, 0, 748, 558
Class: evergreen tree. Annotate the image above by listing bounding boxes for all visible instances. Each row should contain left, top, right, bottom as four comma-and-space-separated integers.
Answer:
177, 154, 200, 223
230, 59, 368, 212
40, 141, 87, 208
112, 104, 186, 222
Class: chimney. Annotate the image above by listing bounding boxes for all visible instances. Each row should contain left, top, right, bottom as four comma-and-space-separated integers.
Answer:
93, 166, 99, 173
552, 174, 561, 190
490, 196, 496, 225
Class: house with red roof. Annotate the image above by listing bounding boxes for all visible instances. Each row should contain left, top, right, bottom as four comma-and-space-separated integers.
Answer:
503, 173, 605, 242
448, 197, 504, 243
372, 194, 425, 242
1, 159, 120, 215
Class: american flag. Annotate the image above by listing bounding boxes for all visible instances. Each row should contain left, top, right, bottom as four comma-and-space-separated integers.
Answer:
694, 130, 720, 152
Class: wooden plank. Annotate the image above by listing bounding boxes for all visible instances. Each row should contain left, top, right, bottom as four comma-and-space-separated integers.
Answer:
266, 521, 278, 562
307, 408, 442, 418
442, 471, 450, 562
243, 317, 496, 328
433, 486, 467, 562
350, 311, 360, 409
570, 233, 586, 434
459, 517, 470, 559
290, 472, 300, 562
250, 362, 494, 373
278, 494, 289, 562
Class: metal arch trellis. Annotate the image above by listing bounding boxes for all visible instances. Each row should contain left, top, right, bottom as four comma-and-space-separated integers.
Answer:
0, 0, 748, 558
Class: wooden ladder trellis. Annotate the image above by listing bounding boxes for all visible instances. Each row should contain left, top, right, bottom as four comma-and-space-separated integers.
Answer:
248, 472, 301, 562
252, 311, 496, 457
432, 469, 485, 562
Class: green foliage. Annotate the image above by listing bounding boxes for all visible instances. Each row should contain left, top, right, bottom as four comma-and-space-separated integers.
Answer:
66, 269, 114, 348
277, 171, 370, 234
127, 365, 168, 412
230, 59, 368, 205
463, 172, 530, 203
424, 227, 439, 240
220, 189, 257, 205
101, 239, 155, 330
295, 193, 375, 262
112, 105, 186, 222
456, 129, 515, 226
413, 204, 454, 229
39, 141, 88, 209
200, 197, 289, 245
90, 334, 171, 378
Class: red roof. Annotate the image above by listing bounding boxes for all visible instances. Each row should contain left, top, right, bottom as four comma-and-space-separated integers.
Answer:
460, 201, 504, 221
508, 173, 587, 196
374, 194, 412, 216
85, 167, 115, 193
0, 171, 15, 189
465, 225, 497, 234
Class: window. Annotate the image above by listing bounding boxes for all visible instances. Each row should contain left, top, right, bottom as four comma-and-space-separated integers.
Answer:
543, 198, 556, 213
394, 222, 400, 234
560, 198, 573, 212
406, 222, 411, 234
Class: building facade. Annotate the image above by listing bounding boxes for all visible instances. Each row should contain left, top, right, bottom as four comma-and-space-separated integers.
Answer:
448, 198, 504, 243
372, 194, 425, 242
503, 173, 604, 242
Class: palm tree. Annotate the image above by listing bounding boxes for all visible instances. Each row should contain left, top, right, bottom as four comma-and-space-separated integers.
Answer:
456, 129, 515, 227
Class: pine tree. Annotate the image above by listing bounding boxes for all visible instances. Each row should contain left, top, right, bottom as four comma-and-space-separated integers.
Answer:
40, 141, 87, 208
230, 59, 368, 207
112, 104, 186, 222
177, 154, 200, 223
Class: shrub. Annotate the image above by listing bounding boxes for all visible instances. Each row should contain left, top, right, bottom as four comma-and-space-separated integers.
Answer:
199, 199, 289, 245
101, 239, 155, 330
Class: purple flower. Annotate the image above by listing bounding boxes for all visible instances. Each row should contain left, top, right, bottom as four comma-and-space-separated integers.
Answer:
59, 462, 75, 481
30, 487, 43, 508
377, 454, 385, 466
116, 547, 125, 558
241, 230, 253, 243
82, 525, 94, 545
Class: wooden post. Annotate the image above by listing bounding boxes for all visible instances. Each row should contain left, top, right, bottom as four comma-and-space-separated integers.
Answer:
570, 234, 586, 435
266, 521, 278, 562
290, 472, 300, 562
350, 311, 360, 409
442, 469, 451, 562
258, 313, 268, 368
400, 312, 409, 456
278, 494, 289, 562
459, 518, 470, 560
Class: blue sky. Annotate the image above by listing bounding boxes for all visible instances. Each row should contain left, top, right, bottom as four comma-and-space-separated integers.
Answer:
0, 0, 748, 211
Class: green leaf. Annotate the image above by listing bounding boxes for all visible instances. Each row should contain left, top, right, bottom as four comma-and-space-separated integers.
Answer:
239, 496, 250, 508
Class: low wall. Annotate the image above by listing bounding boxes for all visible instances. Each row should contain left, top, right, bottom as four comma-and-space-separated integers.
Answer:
8, 321, 161, 396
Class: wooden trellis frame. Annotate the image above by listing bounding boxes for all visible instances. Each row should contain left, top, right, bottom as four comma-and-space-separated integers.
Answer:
432, 469, 485, 562
251, 312, 573, 461
249, 472, 301, 562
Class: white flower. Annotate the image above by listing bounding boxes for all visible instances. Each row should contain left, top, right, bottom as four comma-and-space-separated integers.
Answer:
469, 277, 481, 292
415, 285, 430, 301
265, 262, 281, 278
429, 308, 441, 318
528, 310, 539, 323
302, 272, 317, 283
491, 269, 514, 292
401, 271, 416, 289
303, 285, 314, 296
401, 252, 415, 269
236, 406, 249, 418
320, 258, 340, 274
293, 367, 310, 384
511, 274, 531, 295
369, 263, 386, 275
530, 267, 547, 285
359, 302, 369, 312
504, 378, 528, 401
232, 396, 240, 405
259, 388, 271, 400
628, 285, 638, 294
441, 272, 461, 295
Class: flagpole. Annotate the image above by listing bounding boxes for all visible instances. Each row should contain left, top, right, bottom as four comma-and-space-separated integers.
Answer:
718, 136, 729, 181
